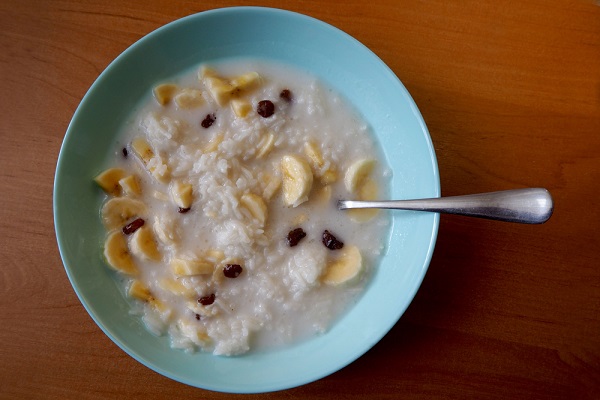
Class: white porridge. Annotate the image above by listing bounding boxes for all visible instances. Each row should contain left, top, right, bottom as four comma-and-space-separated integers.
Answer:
94, 59, 391, 355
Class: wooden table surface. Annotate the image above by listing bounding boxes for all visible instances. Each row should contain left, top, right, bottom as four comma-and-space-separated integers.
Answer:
2, 1, 599, 398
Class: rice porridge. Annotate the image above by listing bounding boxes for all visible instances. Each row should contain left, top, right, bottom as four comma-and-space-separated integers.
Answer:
94, 59, 391, 355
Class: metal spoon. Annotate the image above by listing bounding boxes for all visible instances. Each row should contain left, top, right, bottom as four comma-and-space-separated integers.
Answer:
337, 188, 553, 224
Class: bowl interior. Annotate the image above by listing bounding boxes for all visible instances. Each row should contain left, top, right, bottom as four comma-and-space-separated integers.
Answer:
54, 7, 439, 393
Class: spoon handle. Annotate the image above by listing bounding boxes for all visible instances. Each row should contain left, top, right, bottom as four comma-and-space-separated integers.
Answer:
337, 188, 553, 224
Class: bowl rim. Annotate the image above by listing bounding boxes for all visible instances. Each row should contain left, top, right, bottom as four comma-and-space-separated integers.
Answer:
54, 6, 440, 393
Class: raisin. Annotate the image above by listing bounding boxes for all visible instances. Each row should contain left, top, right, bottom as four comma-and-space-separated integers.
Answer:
122, 147, 128, 157
178, 207, 191, 213
195, 314, 201, 320
257, 100, 275, 118
279, 89, 292, 102
223, 264, 243, 278
198, 293, 215, 306
201, 113, 216, 128
322, 230, 344, 250
286, 228, 306, 247
122, 218, 144, 235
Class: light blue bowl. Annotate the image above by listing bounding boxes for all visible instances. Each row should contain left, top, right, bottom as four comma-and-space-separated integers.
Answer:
54, 7, 439, 393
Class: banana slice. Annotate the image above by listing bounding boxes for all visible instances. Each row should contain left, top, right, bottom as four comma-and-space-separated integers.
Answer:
240, 193, 267, 226
128, 279, 153, 301
360, 179, 380, 200
170, 181, 193, 209
153, 83, 178, 106
170, 257, 214, 276
118, 175, 141, 197
128, 281, 170, 319
103, 231, 138, 275
321, 245, 363, 286
303, 140, 338, 184
131, 137, 170, 183
159, 278, 195, 297
101, 197, 146, 230
262, 174, 281, 201
94, 168, 127, 196
131, 137, 154, 164
204, 75, 236, 106
173, 88, 204, 109
256, 132, 275, 159
303, 141, 324, 169
348, 178, 380, 222
153, 216, 178, 245
130, 225, 161, 261
344, 159, 376, 193
202, 68, 261, 106
231, 99, 252, 118
281, 155, 313, 207
230, 71, 261, 91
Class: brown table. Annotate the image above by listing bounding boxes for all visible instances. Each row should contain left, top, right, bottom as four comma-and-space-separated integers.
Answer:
2, 1, 599, 399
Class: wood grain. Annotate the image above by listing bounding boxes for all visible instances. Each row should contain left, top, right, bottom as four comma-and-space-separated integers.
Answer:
1, 1, 599, 399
